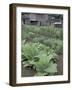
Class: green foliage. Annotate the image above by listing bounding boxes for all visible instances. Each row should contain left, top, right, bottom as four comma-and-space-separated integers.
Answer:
43, 39, 63, 54
34, 53, 57, 76
44, 62, 57, 73
21, 24, 63, 76
22, 42, 39, 60
22, 42, 58, 76
22, 25, 63, 40
22, 25, 63, 55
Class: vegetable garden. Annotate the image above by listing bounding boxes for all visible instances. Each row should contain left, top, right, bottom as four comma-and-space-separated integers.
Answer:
21, 24, 63, 77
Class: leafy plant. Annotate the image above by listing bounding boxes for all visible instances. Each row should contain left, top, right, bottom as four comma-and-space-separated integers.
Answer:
21, 24, 63, 76
34, 53, 57, 76
43, 38, 63, 54
22, 41, 58, 76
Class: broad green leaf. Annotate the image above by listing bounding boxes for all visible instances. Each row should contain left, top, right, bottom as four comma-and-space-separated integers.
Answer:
44, 62, 57, 73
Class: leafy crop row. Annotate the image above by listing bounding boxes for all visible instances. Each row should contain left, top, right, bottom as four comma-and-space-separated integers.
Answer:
21, 24, 63, 76
22, 41, 58, 76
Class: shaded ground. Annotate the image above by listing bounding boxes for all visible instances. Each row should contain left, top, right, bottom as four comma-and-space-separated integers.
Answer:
21, 65, 35, 77
56, 55, 63, 75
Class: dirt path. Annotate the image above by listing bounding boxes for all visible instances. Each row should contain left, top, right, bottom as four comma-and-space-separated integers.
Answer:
56, 55, 63, 75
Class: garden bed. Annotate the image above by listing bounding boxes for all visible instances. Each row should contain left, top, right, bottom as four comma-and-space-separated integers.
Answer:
21, 25, 63, 77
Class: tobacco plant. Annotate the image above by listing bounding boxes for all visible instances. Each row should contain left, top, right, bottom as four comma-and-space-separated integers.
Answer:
22, 41, 58, 76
